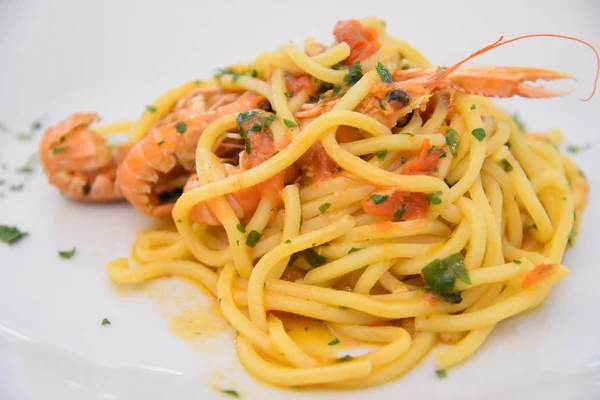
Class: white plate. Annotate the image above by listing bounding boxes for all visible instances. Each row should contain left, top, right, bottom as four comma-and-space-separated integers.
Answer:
1, 1, 599, 399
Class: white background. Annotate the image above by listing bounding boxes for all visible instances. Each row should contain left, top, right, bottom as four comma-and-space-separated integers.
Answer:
0, 0, 599, 399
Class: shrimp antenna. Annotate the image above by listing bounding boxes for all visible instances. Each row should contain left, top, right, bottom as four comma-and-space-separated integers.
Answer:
427, 34, 600, 101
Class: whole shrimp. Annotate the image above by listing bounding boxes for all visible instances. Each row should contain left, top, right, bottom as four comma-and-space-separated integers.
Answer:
39, 112, 130, 202
117, 90, 267, 217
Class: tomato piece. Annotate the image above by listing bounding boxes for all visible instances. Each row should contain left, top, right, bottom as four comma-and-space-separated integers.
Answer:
285, 75, 316, 96
361, 191, 429, 220
296, 141, 338, 182
333, 19, 380, 65
402, 139, 444, 175
521, 263, 555, 289
243, 131, 284, 202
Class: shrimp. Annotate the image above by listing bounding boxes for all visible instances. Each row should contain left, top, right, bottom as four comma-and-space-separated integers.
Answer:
184, 166, 261, 226
39, 112, 130, 202
183, 110, 299, 226
117, 91, 267, 217
333, 19, 380, 65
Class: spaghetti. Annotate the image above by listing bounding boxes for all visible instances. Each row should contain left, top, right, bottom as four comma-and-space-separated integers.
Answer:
103, 17, 594, 388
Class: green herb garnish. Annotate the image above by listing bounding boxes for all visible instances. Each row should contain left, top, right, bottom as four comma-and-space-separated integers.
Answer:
283, 118, 297, 128
145, 105, 157, 113
245, 230, 262, 248
500, 159, 513, 172
319, 202, 331, 213
566, 144, 591, 154
262, 114, 276, 129
376, 150, 387, 160
157, 140, 164, 146
376, 61, 393, 83
427, 191, 442, 205
328, 338, 340, 346
332, 85, 342, 96
471, 128, 486, 142
336, 355, 354, 363
175, 121, 188, 134
52, 146, 68, 154
284, 239, 292, 244
219, 389, 240, 398
445, 128, 459, 157
346, 61, 363, 86
470, 104, 476, 110
284, 91, 294, 98
0, 225, 27, 244
304, 248, 327, 268
348, 247, 363, 254
236, 224, 246, 233
436, 369, 447, 378
422, 253, 471, 296
394, 204, 408, 220
369, 194, 389, 204
513, 259, 522, 264
101, 318, 111, 326
58, 247, 76, 259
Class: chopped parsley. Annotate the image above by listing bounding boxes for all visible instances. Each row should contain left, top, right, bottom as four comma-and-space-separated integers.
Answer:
470, 104, 476, 110
332, 85, 342, 96
346, 61, 363, 86
422, 253, 471, 298
513, 259, 522, 264
231, 73, 241, 83
369, 194, 389, 204
101, 318, 111, 326
512, 113, 526, 131
348, 247, 363, 254
52, 146, 68, 154
378, 99, 386, 110
445, 128, 459, 157
319, 202, 332, 213
236, 224, 246, 233
336, 355, 354, 363
304, 248, 327, 268
375, 61, 393, 83
262, 114, 277, 129
0, 225, 28, 244
328, 338, 340, 345
175, 121, 188, 134
436, 369, 447, 378
500, 159, 513, 172
471, 128, 486, 141
17, 117, 45, 141
157, 140, 164, 146
376, 150, 387, 160
284, 239, 292, 244
566, 144, 591, 154
394, 204, 408, 220
145, 105, 157, 113
284, 91, 294, 98
427, 191, 443, 205
219, 389, 240, 398
245, 230, 262, 248
58, 247, 76, 259
249, 122, 261, 132
283, 118, 297, 128
471, 128, 486, 142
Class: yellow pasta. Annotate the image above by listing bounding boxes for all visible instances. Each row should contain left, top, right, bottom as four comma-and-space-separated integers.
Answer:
101, 17, 595, 390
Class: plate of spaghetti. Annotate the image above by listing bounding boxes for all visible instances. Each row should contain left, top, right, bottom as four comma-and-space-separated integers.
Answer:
1, 3, 599, 400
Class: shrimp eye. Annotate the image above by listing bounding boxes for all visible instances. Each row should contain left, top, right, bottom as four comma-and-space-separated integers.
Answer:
386, 89, 410, 106
258, 100, 273, 112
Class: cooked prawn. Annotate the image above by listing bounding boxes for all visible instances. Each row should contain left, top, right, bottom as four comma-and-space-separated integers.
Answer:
117, 91, 266, 217
39, 112, 130, 202
184, 166, 261, 226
